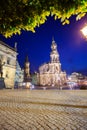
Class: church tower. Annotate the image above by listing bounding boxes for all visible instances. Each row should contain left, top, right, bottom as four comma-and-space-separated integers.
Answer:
39, 37, 66, 87
50, 38, 59, 63
24, 56, 30, 82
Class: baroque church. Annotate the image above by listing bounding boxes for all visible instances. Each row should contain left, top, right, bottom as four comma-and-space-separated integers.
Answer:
38, 38, 66, 86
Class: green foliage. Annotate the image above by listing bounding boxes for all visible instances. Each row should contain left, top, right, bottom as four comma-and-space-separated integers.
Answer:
0, 0, 87, 37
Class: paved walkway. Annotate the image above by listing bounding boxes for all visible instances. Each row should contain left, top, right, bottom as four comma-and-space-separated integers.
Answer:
0, 90, 87, 130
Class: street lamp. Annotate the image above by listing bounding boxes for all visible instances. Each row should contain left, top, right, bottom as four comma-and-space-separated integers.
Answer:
81, 25, 87, 39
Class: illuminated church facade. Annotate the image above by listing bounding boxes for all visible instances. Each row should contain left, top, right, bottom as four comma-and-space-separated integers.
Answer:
38, 38, 66, 86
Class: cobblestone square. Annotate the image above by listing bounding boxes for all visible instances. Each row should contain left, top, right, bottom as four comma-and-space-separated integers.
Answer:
0, 90, 87, 130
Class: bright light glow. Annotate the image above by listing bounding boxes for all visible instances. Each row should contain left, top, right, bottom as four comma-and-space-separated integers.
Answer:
68, 76, 71, 80
81, 26, 87, 38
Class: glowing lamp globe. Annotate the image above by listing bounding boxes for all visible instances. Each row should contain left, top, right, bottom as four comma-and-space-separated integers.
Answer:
81, 26, 87, 38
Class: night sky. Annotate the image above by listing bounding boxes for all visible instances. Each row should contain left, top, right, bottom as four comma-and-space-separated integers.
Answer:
0, 15, 87, 75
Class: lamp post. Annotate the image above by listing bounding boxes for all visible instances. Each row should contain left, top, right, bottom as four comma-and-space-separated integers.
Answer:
81, 25, 87, 39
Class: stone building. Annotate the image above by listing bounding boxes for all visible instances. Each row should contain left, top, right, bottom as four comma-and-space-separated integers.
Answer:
38, 38, 66, 87
14, 61, 24, 88
0, 41, 17, 88
31, 72, 39, 86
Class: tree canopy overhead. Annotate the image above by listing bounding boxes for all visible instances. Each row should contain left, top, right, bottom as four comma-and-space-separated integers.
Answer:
0, 0, 87, 37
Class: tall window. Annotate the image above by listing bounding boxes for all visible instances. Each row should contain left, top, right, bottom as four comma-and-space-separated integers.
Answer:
7, 57, 10, 64
6, 73, 8, 78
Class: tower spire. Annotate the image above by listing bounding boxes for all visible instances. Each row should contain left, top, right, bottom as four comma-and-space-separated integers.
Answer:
24, 55, 30, 82
14, 42, 17, 51
50, 38, 59, 63
52, 36, 54, 42
25, 55, 29, 63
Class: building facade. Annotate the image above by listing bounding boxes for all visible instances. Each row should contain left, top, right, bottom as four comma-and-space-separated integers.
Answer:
14, 61, 24, 88
38, 38, 66, 87
0, 41, 17, 88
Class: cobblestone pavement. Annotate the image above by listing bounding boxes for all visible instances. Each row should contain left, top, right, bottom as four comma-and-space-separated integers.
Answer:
0, 90, 87, 130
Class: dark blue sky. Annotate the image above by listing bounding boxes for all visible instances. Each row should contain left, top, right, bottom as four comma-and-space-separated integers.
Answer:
0, 15, 87, 75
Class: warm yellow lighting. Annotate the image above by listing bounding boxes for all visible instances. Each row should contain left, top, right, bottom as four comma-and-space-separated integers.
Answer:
81, 25, 87, 38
